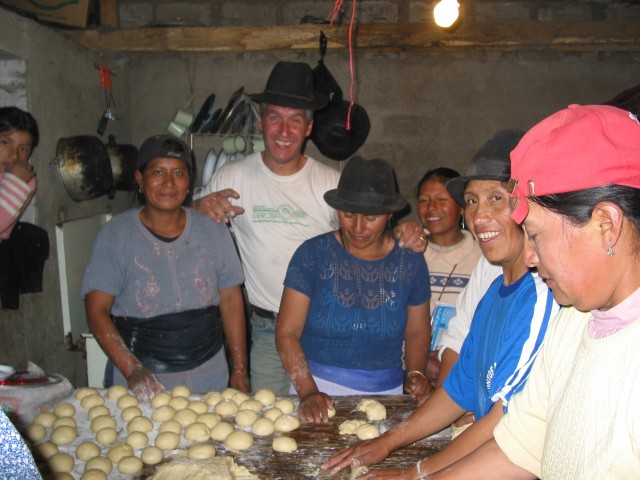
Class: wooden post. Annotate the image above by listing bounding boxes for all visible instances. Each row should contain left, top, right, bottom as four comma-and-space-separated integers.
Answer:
100, 0, 118, 28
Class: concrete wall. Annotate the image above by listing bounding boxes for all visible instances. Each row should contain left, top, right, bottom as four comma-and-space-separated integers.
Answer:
0, 8, 133, 387
0, 1, 639, 387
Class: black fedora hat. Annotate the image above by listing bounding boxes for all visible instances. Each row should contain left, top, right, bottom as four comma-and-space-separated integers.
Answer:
446, 129, 525, 206
250, 61, 327, 111
324, 155, 407, 214
312, 101, 371, 161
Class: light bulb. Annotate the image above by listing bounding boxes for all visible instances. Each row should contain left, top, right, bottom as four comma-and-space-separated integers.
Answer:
434, 0, 460, 28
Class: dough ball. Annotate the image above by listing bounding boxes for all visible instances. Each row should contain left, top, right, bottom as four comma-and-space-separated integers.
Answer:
84, 456, 112, 474
80, 394, 104, 410
263, 407, 283, 421
275, 414, 300, 433
274, 398, 295, 415
33, 411, 57, 428
48, 452, 74, 473
117, 455, 143, 475
50, 425, 77, 445
184, 422, 210, 442
204, 391, 223, 407
235, 409, 259, 427
209, 421, 234, 441
251, 417, 275, 436
141, 445, 163, 465
197, 412, 221, 429
50, 473, 74, 480
81, 469, 108, 480
151, 405, 176, 423
188, 400, 208, 415
75, 387, 98, 400
173, 408, 198, 427
159, 419, 182, 435
155, 431, 180, 451
52, 416, 77, 429
239, 399, 264, 413
125, 431, 148, 449
356, 399, 376, 412
95, 427, 118, 446
127, 415, 153, 433
150, 392, 172, 408
116, 394, 138, 410
24, 423, 46, 443
221, 387, 240, 400
106, 385, 129, 401
356, 423, 381, 440
187, 443, 216, 459
120, 405, 142, 422
90, 415, 116, 433
357, 399, 386, 421
88, 405, 110, 420
168, 396, 190, 410
253, 388, 276, 407
171, 385, 191, 398
214, 400, 238, 417
34, 441, 58, 460
106, 443, 134, 463
339, 419, 367, 435
327, 406, 336, 418
231, 391, 249, 406
272, 436, 297, 453
224, 430, 253, 451
75, 441, 101, 461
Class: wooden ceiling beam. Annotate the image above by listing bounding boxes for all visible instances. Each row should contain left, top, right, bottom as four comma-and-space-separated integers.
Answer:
64, 21, 640, 53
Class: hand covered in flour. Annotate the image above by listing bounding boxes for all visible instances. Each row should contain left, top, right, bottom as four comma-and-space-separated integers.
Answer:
126, 364, 165, 401
322, 437, 393, 475
393, 221, 428, 254
193, 188, 244, 224
230, 368, 251, 393
298, 391, 333, 424
404, 372, 431, 406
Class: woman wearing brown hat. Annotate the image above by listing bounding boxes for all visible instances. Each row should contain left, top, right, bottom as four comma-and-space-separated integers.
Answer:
276, 155, 432, 423
82, 135, 249, 400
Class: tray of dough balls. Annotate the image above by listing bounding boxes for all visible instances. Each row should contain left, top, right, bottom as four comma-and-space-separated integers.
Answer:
24, 385, 450, 479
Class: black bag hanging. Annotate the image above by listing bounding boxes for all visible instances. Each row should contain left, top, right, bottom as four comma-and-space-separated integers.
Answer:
312, 32, 343, 109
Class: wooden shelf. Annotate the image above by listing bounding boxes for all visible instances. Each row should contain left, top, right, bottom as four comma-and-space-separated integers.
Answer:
63, 21, 640, 53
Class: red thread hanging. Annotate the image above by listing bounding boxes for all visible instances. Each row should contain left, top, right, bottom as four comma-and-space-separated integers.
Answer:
329, 0, 357, 131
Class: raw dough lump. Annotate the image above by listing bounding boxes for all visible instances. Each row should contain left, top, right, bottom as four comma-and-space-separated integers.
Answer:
214, 400, 239, 417
184, 422, 211, 442
81, 469, 108, 480
210, 421, 234, 441
356, 399, 386, 421
356, 423, 381, 440
251, 417, 275, 436
95, 427, 118, 446
224, 430, 253, 451
155, 431, 180, 451
24, 423, 46, 442
127, 415, 153, 433
235, 409, 259, 427
151, 392, 172, 408
188, 443, 217, 459
48, 452, 74, 473
90, 414, 116, 433
106, 385, 129, 400
339, 419, 367, 435
274, 414, 300, 432
125, 431, 149, 449
272, 436, 297, 452
171, 385, 191, 398
75, 442, 101, 461
50, 425, 77, 445
263, 407, 283, 421
33, 412, 57, 428
80, 394, 104, 410
117, 394, 139, 410
106, 443, 134, 463
141, 446, 164, 465
118, 455, 143, 475
85, 456, 112, 474
54, 402, 76, 418
273, 398, 295, 415
253, 388, 276, 407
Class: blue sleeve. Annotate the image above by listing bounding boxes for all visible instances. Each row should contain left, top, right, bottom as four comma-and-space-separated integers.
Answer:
408, 251, 431, 306
283, 238, 317, 298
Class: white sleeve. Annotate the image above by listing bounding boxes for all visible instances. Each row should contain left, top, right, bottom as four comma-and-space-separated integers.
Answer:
437, 256, 502, 358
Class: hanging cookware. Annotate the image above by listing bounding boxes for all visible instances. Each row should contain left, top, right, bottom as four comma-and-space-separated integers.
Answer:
106, 135, 138, 191
54, 136, 114, 202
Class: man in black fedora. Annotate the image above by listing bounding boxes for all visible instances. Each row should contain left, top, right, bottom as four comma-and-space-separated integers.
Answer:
194, 61, 426, 394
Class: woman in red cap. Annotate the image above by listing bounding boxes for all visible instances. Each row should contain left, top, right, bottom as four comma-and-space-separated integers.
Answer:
412, 105, 640, 479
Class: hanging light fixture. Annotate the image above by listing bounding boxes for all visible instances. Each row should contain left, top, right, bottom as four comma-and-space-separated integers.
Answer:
434, 0, 460, 28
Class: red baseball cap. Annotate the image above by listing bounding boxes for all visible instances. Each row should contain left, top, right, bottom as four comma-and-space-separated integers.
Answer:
509, 104, 640, 224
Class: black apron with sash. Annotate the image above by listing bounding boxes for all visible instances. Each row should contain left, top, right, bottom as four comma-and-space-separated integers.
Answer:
112, 305, 223, 374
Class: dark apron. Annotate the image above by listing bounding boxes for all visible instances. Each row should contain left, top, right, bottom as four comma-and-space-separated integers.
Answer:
112, 305, 223, 374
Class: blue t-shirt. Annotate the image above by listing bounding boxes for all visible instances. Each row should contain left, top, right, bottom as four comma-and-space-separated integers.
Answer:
443, 271, 559, 419
284, 232, 431, 371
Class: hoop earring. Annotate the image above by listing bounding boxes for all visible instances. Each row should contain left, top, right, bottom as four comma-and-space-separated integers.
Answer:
607, 244, 616, 256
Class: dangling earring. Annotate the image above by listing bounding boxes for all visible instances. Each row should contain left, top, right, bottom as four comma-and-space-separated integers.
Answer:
460, 215, 466, 230
607, 244, 616, 256
138, 187, 143, 194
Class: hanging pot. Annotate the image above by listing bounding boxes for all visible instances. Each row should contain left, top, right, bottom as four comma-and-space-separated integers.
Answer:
54, 136, 114, 202
106, 135, 138, 191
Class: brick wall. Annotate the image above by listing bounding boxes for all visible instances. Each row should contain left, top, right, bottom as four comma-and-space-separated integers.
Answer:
117, 1, 640, 28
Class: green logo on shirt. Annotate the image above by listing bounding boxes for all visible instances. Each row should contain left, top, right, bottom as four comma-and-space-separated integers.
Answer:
253, 204, 308, 225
